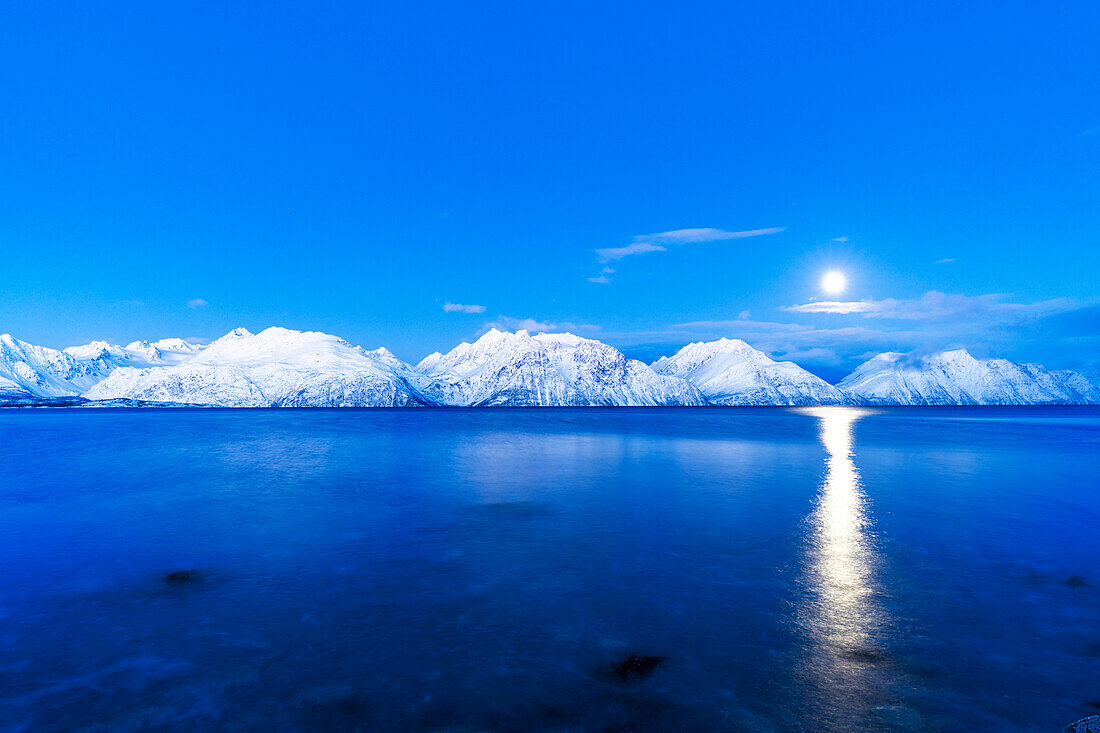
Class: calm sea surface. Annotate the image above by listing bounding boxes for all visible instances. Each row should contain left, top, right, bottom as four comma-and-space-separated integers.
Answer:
1, 407, 1098, 731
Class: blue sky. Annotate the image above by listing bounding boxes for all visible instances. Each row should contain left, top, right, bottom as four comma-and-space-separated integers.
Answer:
2, 1, 1098, 380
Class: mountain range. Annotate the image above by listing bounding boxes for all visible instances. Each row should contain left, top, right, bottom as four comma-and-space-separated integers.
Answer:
838, 349, 1100, 405
2, 327, 1097, 407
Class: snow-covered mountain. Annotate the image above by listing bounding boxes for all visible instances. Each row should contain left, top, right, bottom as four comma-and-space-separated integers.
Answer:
4, 327, 1098, 407
651, 338, 855, 406
416, 329, 706, 406
85, 327, 426, 407
63, 337, 204, 370
839, 349, 1100, 405
0, 334, 117, 398
0, 332, 209, 400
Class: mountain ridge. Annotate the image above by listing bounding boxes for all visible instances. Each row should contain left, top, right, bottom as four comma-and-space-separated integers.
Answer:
651, 337, 856, 406
2, 328, 1097, 407
839, 348, 1100, 405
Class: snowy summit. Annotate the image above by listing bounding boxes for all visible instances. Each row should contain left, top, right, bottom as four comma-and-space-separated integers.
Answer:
839, 349, 1100, 405
651, 338, 855, 406
416, 328, 706, 407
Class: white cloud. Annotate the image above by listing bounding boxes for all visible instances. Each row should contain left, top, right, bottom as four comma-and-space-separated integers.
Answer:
443, 302, 486, 314
186, 299, 208, 308
784, 291, 1079, 322
672, 318, 810, 334
596, 226, 784, 262
639, 227, 785, 245
586, 266, 617, 284
785, 300, 880, 315
659, 319, 923, 365
595, 241, 667, 261
776, 346, 845, 364
1076, 124, 1100, 140
594, 319, 910, 366
594, 294, 1095, 370
485, 316, 601, 334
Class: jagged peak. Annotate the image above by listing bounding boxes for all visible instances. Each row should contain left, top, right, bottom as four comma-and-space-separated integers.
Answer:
416, 351, 445, 371
63, 340, 126, 360
472, 328, 591, 346
216, 327, 254, 342
476, 327, 528, 343
477, 327, 509, 340
933, 348, 977, 363
704, 336, 753, 349
655, 338, 774, 371
857, 351, 905, 367
533, 332, 587, 347
71, 339, 113, 350
367, 346, 397, 359
0, 334, 67, 359
685, 337, 759, 355
152, 337, 199, 350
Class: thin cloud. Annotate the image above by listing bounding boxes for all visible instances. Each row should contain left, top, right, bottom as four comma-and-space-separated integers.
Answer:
639, 227, 785, 245
596, 241, 667, 261
596, 226, 784, 262
935, 258, 956, 264
485, 316, 601, 334
785, 301, 879, 315
443, 302, 486, 314
601, 319, 915, 367
784, 291, 1080, 322
672, 318, 810, 334
603, 293, 1094, 368
186, 299, 208, 309
1076, 124, 1100, 140
587, 266, 617, 284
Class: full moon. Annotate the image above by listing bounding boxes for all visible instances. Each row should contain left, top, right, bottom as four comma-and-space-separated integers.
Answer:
821, 270, 847, 295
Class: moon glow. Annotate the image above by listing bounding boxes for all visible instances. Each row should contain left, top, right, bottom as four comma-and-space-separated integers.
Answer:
821, 270, 847, 295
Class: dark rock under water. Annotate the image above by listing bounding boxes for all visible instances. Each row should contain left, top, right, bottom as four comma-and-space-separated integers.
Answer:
603, 655, 664, 681
164, 569, 203, 583
1067, 715, 1100, 733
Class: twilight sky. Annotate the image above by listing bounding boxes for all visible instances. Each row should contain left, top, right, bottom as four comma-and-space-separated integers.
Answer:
2, 1, 1098, 380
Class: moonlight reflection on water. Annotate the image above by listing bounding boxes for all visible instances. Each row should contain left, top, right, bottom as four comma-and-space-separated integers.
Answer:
797, 407, 896, 727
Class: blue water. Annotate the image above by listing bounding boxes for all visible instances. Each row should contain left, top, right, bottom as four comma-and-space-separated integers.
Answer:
1, 408, 1098, 731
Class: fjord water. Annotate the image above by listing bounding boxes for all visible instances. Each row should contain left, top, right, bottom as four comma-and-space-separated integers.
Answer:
1, 409, 1098, 731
